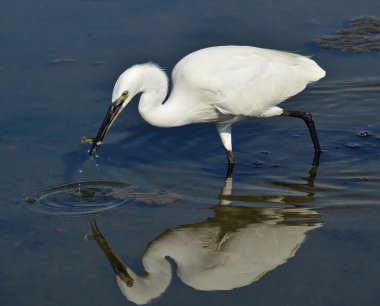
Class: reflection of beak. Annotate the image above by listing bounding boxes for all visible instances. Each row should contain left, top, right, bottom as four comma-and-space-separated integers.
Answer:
85, 218, 134, 287
89, 101, 124, 157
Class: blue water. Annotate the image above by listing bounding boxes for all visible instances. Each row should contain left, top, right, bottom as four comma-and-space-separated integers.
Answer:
1, 1, 380, 305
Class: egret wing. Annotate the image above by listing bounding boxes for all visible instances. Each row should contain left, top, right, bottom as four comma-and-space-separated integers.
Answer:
172, 46, 325, 117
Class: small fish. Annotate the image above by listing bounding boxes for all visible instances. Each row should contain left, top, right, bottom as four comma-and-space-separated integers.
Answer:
81, 137, 95, 144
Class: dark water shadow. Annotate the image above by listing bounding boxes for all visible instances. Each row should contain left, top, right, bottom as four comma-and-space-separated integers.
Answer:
85, 161, 324, 304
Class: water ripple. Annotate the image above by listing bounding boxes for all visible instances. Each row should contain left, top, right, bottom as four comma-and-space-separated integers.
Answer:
22, 180, 180, 216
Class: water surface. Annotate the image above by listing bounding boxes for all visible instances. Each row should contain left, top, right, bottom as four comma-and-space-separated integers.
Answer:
1, 1, 380, 305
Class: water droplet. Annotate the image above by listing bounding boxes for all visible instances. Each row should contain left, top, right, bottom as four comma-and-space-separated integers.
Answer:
346, 142, 362, 148
79, 169, 83, 173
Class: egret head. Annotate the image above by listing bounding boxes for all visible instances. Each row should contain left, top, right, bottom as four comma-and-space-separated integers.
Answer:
87, 67, 142, 157
85, 63, 167, 157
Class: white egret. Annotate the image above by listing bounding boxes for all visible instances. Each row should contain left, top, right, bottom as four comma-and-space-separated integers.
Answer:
84, 46, 325, 164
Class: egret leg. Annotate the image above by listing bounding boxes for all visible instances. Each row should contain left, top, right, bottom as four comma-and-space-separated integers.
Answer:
226, 150, 235, 165
312, 150, 321, 168
281, 110, 321, 153
216, 123, 235, 165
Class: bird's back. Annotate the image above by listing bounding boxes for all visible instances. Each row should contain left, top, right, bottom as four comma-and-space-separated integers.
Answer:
170, 46, 325, 119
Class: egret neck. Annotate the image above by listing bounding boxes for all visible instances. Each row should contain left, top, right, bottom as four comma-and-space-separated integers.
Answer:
121, 64, 182, 128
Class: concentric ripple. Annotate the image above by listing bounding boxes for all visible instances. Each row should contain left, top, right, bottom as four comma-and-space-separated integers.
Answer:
23, 179, 181, 216
24, 180, 137, 216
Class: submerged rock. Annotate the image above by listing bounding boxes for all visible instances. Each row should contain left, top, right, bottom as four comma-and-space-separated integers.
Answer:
357, 130, 372, 137
346, 142, 362, 148
253, 160, 264, 168
108, 188, 181, 205
315, 16, 380, 53
24, 197, 37, 203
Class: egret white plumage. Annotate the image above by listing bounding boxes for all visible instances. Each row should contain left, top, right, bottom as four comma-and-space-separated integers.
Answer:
84, 46, 325, 164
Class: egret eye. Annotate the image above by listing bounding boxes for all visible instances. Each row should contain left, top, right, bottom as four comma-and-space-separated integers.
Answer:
121, 91, 128, 98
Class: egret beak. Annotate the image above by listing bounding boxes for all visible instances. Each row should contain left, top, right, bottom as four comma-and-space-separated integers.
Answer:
87, 93, 127, 157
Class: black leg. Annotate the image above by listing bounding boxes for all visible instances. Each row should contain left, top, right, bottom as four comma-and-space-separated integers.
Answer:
281, 110, 321, 153
226, 160, 234, 178
311, 150, 321, 168
226, 150, 235, 166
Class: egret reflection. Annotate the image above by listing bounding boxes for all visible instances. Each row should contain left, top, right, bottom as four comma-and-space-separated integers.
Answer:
86, 162, 323, 305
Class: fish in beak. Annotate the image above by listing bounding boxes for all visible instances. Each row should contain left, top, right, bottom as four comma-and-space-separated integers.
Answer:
82, 91, 128, 157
